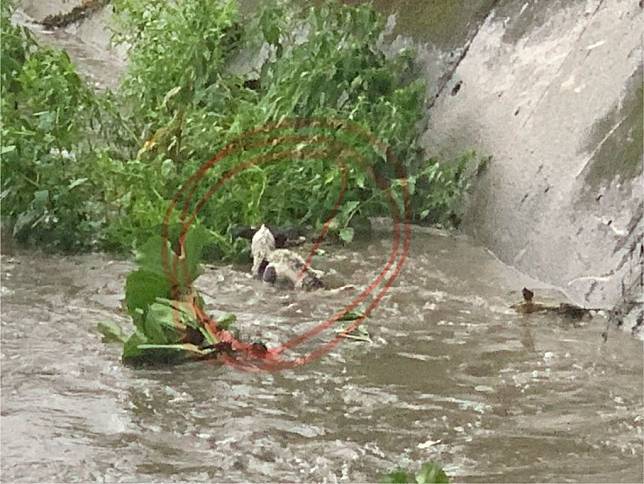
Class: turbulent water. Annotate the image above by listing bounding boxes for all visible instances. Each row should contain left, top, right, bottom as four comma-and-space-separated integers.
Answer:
5, 2, 644, 481
2, 229, 642, 482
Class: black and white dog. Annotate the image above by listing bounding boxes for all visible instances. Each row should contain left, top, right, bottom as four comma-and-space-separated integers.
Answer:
251, 225, 324, 290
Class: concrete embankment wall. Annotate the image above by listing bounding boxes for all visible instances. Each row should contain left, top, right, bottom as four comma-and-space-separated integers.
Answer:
413, 0, 643, 318
15, 1, 644, 322
377, 0, 642, 320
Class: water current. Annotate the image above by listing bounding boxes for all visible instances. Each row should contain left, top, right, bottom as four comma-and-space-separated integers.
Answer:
2, 229, 642, 482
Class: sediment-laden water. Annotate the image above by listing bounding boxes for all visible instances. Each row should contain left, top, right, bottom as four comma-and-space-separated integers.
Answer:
2, 230, 642, 482
4, 2, 643, 481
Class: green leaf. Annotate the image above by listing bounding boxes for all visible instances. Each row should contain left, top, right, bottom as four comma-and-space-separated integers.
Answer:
415, 463, 449, 484
339, 310, 365, 321
355, 172, 366, 189
33, 190, 49, 208
342, 200, 360, 216
125, 269, 172, 324
137, 226, 209, 288
179, 224, 209, 285
162, 86, 182, 108
143, 303, 176, 344
339, 227, 354, 243
68, 178, 88, 190
1, 145, 16, 155
262, 18, 280, 46
122, 330, 148, 361
214, 312, 236, 330
135, 236, 173, 279
97, 321, 128, 344
382, 470, 412, 483
154, 297, 199, 324
161, 158, 174, 178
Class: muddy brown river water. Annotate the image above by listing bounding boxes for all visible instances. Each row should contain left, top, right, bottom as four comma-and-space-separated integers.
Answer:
4, 2, 644, 481
1, 229, 642, 482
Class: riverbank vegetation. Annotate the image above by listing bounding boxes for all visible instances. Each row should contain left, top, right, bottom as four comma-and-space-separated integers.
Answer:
1, 0, 482, 258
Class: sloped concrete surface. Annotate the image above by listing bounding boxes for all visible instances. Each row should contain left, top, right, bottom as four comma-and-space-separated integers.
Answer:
422, 0, 643, 313
16, 0, 126, 89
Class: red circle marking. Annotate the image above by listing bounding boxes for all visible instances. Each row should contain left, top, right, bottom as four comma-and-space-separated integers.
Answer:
161, 118, 412, 372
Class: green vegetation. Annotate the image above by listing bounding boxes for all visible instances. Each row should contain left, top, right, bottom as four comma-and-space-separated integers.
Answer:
1, 0, 482, 258
383, 462, 449, 483
97, 225, 238, 364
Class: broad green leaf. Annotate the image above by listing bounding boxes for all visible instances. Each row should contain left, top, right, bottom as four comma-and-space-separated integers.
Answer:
143, 303, 177, 344
68, 178, 88, 190
154, 297, 199, 324
138, 226, 209, 288
135, 235, 174, 279
97, 321, 128, 344
125, 269, 172, 324
342, 200, 360, 216
33, 190, 49, 208
144, 300, 199, 341
122, 330, 148, 361
178, 224, 209, 285
339, 227, 354, 243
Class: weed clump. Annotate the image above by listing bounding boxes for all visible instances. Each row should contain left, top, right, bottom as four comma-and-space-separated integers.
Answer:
98, 225, 240, 364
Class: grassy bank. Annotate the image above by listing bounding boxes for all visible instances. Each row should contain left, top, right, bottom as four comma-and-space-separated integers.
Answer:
1, 0, 481, 259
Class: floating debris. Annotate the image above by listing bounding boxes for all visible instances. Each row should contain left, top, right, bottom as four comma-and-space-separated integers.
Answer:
511, 287, 599, 320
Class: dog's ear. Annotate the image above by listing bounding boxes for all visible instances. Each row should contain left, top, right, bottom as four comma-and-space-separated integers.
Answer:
256, 259, 269, 279
262, 265, 277, 284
